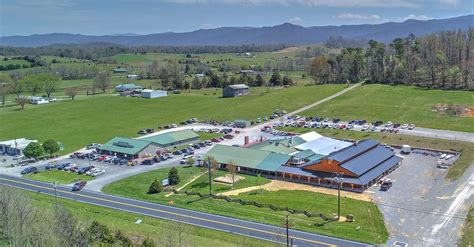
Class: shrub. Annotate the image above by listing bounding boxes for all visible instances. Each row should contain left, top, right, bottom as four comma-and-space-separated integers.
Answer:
168, 167, 180, 185
148, 180, 163, 194
23, 142, 44, 159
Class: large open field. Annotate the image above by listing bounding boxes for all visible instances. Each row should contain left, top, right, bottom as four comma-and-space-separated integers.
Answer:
102, 166, 388, 244
0, 84, 344, 153
301, 84, 474, 133
21, 189, 274, 247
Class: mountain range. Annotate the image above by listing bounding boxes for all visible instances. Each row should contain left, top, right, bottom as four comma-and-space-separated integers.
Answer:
1, 15, 472, 47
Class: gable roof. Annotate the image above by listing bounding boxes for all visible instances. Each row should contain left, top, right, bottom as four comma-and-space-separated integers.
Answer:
298, 131, 322, 142
142, 129, 198, 146
340, 146, 395, 176
295, 137, 352, 156
206, 144, 290, 172
100, 137, 150, 155
326, 139, 379, 163
115, 83, 142, 89
227, 84, 249, 89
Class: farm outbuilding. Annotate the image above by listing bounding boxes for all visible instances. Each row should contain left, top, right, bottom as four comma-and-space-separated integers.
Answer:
141, 89, 168, 99
113, 67, 128, 73
223, 84, 250, 97
0, 138, 38, 156
115, 83, 143, 92
234, 119, 251, 128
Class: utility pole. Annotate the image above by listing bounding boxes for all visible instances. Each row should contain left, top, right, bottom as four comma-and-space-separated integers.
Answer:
334, 172, 343, 220
53, 181, 58, 213
208, 160, 212, 196
283, 215, 293, 247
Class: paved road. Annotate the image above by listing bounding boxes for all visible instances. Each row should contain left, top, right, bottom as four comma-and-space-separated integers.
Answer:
0, 175, 369, 247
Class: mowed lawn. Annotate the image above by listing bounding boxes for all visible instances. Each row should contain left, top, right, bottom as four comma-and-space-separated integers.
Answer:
302, 84, 474, 132
25, 170, 93, 184
0, 85, 344, 154
24, 190, 274, 247
103, 166, 388, 244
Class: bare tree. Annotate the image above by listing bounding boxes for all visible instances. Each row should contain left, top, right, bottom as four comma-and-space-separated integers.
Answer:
164, 221, 175, 247
93, 72, 111, 93
16, 96, 29, 110
42, 75, 60, 99
8, 78, 24, 99
65, 88, 79, 100
227, 161, 238, 188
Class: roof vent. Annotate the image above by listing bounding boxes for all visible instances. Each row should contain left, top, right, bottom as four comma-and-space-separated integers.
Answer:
113, 141, 134, 148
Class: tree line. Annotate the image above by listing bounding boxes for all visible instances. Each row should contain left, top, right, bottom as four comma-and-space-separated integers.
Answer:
0, 43, 289, 60
307, 29, 474, 89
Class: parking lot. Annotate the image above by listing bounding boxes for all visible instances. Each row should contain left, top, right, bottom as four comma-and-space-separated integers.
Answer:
367, 149, 473, 246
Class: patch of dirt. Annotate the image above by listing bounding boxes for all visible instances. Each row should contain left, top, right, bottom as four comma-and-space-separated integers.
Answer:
274, 46, 300, 53
432, 103, 474, 117
213, 174, 245, 184
218, 180, 373, 202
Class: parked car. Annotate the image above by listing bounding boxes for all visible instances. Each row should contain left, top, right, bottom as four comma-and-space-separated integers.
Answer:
408, 124, 416, 130
380, 180, 393, 191
45, 162, 57, 170
173, 150, 183, 155
146, 128, 154, 133
57, 163, 71, 170
223, 134, 234, 139
87, 143, 101, 150
401, 124, 408, 129
21, 166, 38, 175
91, 170, 105, 177
86, 168, 100, 176
141, 159, 153, 165
69, 166, 79, 173
72, 181, 87, 191
137, 130, 147, 135
78, 166, 93, 175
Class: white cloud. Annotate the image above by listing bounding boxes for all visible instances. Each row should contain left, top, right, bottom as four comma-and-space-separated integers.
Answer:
335, 13, 386, 23
287, 16, 302, 24
397, 14, 432, 22
166, 0, 418, 8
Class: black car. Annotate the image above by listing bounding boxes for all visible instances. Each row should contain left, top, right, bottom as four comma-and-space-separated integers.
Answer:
72, 181, 87, 191
78, 166, 93, 175
380, 181, 393, 191
332, 118, 340, 123
45, 163, 57, 170
192, 144, 201, 149
146, 128, 154, 133
373, 120, 384, 126
57, 163, 70, 170
173, 150, 183, 155
21, 166, 38, 175
141, 159, 153, 165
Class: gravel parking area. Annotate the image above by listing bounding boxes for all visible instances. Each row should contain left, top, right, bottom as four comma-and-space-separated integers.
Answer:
368, 150, 473, 246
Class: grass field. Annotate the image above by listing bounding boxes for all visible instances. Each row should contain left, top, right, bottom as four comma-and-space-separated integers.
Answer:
25, 170, 93, 184
301, 84, 474, 133
460, 206, 474, 247
279, 127, 474, 180
103, 166, 388, 244
0, 84, 344, 154
197, 132, 224, 141
21, 190, 274, 247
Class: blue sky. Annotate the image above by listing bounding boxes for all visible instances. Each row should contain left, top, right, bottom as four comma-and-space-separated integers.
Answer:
0, 0, 472, 36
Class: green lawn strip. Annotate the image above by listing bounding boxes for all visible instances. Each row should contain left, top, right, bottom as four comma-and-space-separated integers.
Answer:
0, 84, 344, 154
197, 132, 224, 141
279, 127, 474, 180
103, 166, 388, 244
301, 84, 474, 133
21, 190, 274, 247
24, 170, 94, 184
460, 206, 474, 247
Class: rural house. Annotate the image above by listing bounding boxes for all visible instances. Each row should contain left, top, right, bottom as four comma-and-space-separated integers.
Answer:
223, 84, 250, 97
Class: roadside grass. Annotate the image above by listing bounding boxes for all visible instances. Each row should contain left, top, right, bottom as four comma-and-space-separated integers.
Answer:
24, 170, 93, 184
21, 190, 274, 247
301, 84, 474, 133
279, 127, 474, 180
0, 84, 344, 154
460, 206, 474, 247
103, 166, 388, 244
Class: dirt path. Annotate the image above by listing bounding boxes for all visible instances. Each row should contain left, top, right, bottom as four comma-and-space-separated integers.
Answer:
164, 171, 207, 197
218, 180, 373, 202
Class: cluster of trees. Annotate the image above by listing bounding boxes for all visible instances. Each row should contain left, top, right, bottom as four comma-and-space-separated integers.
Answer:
0, 43, 288, 60
148, 168, 180, 194
23, 139, 60, 159
307, 29, 474, 89
0, 56, 47, 71
0, 186, 156, 246
325, 36, 369, 49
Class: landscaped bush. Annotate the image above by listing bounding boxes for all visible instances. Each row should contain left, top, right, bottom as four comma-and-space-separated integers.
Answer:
148, 180, 163, 194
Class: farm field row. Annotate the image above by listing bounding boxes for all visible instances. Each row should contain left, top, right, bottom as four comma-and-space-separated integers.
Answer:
102, 166, 388, 244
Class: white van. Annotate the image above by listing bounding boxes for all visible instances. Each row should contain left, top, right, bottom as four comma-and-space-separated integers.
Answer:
401, 145, 411, 154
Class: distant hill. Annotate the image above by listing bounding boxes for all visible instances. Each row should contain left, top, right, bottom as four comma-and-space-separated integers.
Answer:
1, 15, 472, 47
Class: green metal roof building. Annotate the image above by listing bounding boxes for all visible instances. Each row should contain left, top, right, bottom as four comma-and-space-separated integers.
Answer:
142, 129, 199, 148
98, 137, 156, 159
206, 144, 291, 172
248, 137, 306, 154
